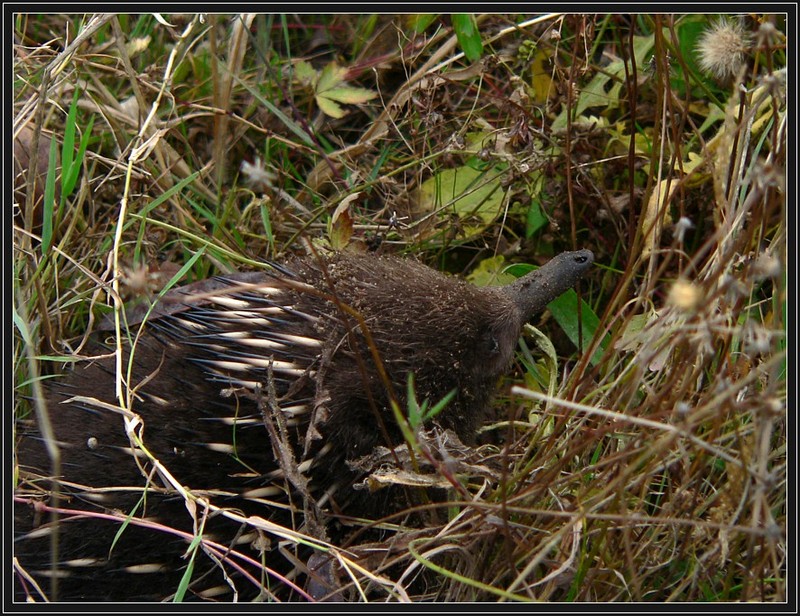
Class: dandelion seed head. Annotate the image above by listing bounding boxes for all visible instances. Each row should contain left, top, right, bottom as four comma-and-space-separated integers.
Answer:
696, 18, 752, 82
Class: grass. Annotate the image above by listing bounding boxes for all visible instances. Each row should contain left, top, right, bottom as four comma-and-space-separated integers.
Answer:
12, 13, 787, 603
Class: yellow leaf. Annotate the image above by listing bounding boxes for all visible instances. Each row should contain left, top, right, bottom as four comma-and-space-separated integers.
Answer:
329, 194, 357, 250
529, 48, 554, 105
642, 178, 677, 259
316, 62, 348, 94
322, 86, 377, 105
316, 96, 345, 119
294, 60, 317, 85
312, 62, 376, 118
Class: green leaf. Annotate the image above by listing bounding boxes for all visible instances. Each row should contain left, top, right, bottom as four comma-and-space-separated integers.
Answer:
132, 172, 201, 220
12, 305, 33, 347
417, 164, 507, 240
157, 248, 207, 296
525, 199, 548, 238
466, 255, 515, 287
60, 87, 95, 203
548, 290, 605, 367
410, 14, 438, 33
452, 14, 483, 62
109, 498, 143, 556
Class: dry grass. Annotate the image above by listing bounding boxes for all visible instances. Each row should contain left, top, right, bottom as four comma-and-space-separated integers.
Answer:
13, 13, 787, 603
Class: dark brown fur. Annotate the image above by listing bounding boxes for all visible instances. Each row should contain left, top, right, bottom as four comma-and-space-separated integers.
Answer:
14, 251, 592, 602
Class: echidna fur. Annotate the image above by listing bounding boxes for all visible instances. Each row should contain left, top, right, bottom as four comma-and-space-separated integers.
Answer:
14, 250, 593, 602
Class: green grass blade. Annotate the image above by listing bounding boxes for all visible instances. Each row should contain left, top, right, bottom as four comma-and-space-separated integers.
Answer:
61, 89, 78, 183
62, 115, 94, 199
172, 533, 203, 602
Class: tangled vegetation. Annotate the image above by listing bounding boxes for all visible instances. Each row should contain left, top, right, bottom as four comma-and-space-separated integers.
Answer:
13, 13, 786, 603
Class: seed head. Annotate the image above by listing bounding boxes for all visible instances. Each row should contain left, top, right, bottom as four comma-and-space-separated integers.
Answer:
696, 18, 752, 83
667, 278, 703, 312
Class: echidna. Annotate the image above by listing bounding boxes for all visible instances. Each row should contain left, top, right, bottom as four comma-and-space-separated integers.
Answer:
14, 249, 593, 602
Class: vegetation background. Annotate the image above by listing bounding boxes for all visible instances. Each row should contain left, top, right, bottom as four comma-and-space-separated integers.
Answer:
13, 13, 787, 602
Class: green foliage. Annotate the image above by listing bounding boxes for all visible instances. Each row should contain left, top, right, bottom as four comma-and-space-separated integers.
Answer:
294, 60, 378, 119
391, 373, 456, 457
548, 290, 604, 366
416, 163, 507, 240
553, 34, 654, 130
525, 198, 548, 238
172, 534, 202, 602
410, 14, 438, 33
62, 99, 94, 203
406, 373, 456, 431
452, 14, 483, 62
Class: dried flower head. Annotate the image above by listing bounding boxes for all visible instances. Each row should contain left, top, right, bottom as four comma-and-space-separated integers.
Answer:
696, 18, 752, 82
668, 278, 703, 312
240, 156, 277, 191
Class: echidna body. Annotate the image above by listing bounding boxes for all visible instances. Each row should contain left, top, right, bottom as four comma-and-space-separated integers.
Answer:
14, 249, 593, 601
